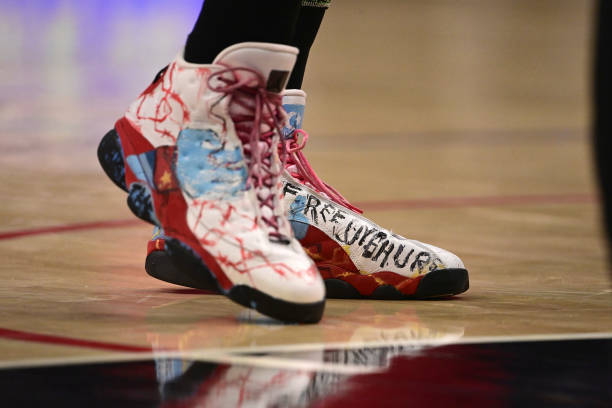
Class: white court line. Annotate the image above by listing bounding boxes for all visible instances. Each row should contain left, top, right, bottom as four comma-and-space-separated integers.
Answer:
0, 350, 379, 375
183, 353, 383, 375
183, 331, 612, 355
1, 331, 610, 371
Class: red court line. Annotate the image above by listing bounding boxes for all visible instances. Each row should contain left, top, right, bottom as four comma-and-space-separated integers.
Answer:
0, 328, 151, 353
354, 193, 595, 211
0, 193, 595, 242
0, 219, 142, 241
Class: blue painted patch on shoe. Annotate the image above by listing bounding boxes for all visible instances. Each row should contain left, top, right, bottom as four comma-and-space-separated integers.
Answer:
125, 150, 156, 185
289, 220, 309, 240
288, 195, 310, 239
282, 103, 305, 138
176, 128, 247, 200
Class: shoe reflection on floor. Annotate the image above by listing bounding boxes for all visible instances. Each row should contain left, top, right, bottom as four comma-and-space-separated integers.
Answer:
150, 303, 465, 407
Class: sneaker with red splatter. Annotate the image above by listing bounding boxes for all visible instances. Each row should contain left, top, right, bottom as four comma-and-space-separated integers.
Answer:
97, 43, 325, 323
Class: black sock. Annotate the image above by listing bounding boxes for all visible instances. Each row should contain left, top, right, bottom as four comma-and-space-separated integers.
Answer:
287, 5, 327, 90
184, 0, 302, 64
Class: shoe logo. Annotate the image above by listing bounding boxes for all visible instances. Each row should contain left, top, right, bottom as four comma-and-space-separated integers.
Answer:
266, 70, 290, 93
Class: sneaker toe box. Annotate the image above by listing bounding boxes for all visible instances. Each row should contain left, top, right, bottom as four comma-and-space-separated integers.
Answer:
248, 247, 325, 304
425, 244, 466, 270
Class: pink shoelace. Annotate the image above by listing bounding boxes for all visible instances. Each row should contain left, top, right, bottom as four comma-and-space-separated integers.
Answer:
208, 67, 289, 242
285, 129, 363, 214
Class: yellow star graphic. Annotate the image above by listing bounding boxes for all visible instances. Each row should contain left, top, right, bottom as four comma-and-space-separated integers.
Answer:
159, 170, 172, 188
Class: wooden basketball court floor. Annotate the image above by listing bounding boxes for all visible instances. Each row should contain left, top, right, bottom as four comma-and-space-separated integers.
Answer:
0, 0, 610, 406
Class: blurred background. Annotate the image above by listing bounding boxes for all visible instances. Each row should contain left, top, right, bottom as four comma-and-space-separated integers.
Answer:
0, 0, 603, 289
0, 0, 594, 163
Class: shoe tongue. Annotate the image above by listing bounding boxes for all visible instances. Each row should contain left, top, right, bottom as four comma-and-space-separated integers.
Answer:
213, 42, 298, 93
281, 89, 306, 138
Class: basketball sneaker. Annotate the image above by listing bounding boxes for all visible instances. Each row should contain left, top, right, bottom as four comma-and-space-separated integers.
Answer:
144, 90, 469, 299
97, 43, 325, 323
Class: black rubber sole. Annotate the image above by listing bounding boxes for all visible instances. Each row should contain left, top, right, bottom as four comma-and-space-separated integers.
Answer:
146, 246, 469, 300
164, 238, 324, 323
326, 268, 469, 300
161, 238, 221, 293
97, 129, 128, 192
98, 128, 325, 323
146, 246, 219, 292
145, 249, 218, 292
228, 285, 325, 324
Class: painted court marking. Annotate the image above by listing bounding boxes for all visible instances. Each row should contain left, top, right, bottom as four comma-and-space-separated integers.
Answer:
0, 193, 595, 242
0, 219, 141, 241
354, 193, 594, 211
0, 328, 151, 353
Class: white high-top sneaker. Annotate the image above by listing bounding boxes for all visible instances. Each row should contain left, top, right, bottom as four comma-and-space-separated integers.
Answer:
142, 90, 468, 299
280, 90, 469, 299
97, 43, 325, 323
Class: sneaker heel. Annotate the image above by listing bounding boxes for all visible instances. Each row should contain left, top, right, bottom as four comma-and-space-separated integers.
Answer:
98, 127, 159, 226
127, 183, 159, 226
97, 129, 127, 192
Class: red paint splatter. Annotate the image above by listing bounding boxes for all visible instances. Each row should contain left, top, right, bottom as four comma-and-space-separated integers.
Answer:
134, 63, 191, 143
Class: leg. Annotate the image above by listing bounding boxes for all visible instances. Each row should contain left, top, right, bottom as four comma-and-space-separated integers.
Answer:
185, 0, 329, 89
184, 0, 302, 64
287, 1, 330, 89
